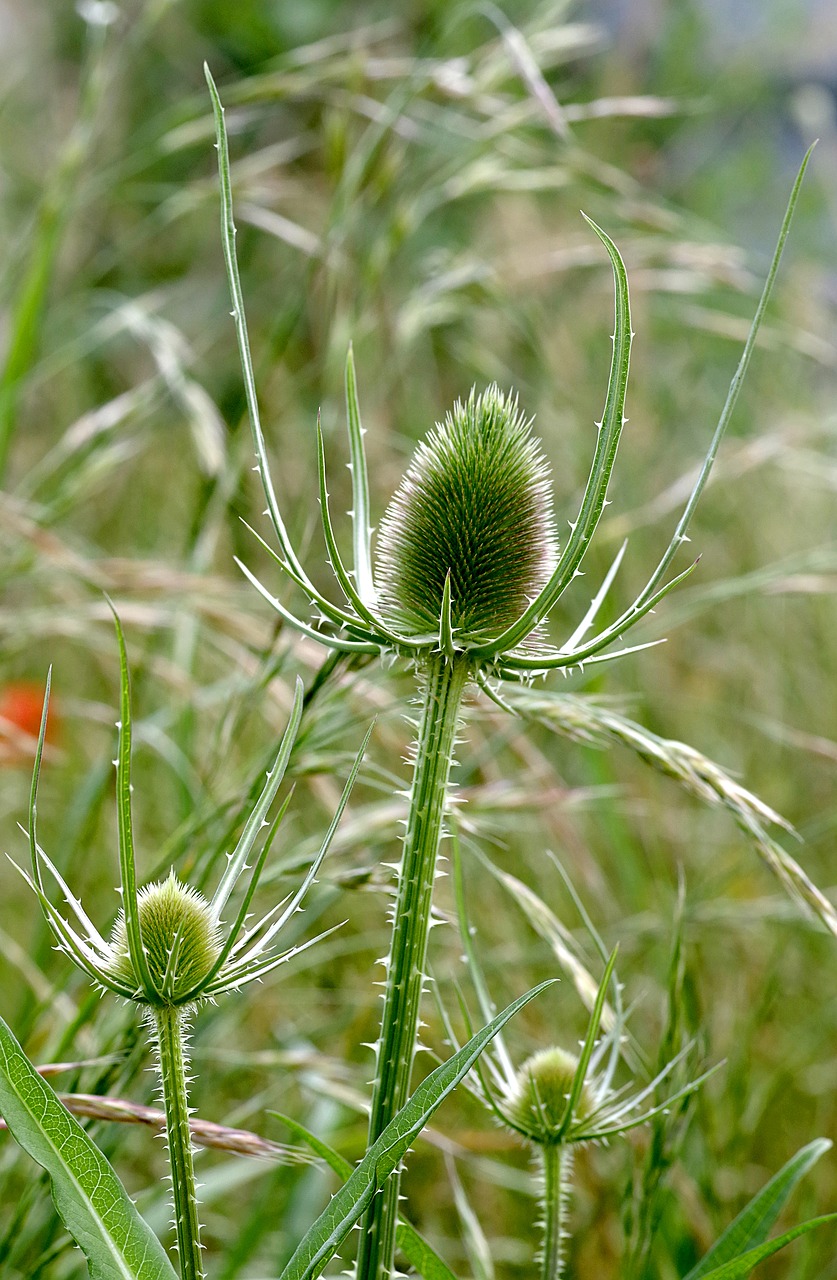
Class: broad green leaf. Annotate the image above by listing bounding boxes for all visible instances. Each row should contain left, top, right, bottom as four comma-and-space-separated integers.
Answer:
698, 1214, 837, 1279
396, 1220, 460, 1279
280, 979, 553, 1280
684, 1138, 831, 1279
270, 1113, 459, 1277
0, 1016, 177, 1280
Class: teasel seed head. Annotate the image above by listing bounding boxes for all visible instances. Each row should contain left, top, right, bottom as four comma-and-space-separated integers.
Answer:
374, 386, 558, 642
106, 871, 222, 1007
507, 1046, 594, 1145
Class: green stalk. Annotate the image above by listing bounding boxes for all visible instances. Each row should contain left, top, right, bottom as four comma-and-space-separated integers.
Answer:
540, 1144, 572, 1280
356, 653, 470, 1280
0, 19, 110, 483
153, 1005, 204, 1280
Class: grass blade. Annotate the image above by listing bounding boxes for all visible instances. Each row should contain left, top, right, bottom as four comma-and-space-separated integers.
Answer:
0, 1016, 177, 1279
633, 143, 816, 613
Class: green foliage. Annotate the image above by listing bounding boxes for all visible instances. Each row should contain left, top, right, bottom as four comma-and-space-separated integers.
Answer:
0, 1015, 177, 1280
685, 1140, 833, 1279
0, 3, 836, 1278
279, 981, 552, 1279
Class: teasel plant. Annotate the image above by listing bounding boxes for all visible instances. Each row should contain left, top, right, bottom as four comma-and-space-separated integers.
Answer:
206, 65, 829, 1279
441, 840, 713, 1280
18, 611, 369, 1280
448, 953, 712, 1280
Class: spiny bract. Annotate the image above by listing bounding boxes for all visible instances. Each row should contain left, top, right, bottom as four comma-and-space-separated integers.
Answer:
374, 385, 558, 641
106, 871, 221, 1006
507, 1046, 594, 1144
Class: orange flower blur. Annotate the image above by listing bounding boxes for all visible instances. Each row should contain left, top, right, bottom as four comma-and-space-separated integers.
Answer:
0, 681, 55, 766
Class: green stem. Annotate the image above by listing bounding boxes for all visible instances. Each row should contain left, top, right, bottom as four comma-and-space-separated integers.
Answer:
356, 653, 470, 1280
0, 20, 110, 483
541, 1144, 572, 1280
153, 1005, 204, 1280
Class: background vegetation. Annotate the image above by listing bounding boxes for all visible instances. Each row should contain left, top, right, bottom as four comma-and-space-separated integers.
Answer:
0, 0, 835, 1275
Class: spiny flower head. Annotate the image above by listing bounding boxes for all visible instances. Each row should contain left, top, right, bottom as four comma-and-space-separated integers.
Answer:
21, 619, 368, 1012
235, 237, 692, 679
457, 946, 712, 1151
506, 1046, 594, 1145
105, 873, 221, 1007
214, 21, 699, 676
374, 386, 557, 641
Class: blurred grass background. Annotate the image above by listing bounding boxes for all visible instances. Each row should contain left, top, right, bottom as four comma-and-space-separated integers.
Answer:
0, 0, 836, 1276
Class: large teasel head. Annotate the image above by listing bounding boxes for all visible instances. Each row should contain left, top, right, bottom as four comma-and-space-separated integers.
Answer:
209, 62, 793, 685
20, 613, 368, 1012
374, 386, 558, 642
208, 68, 680, 675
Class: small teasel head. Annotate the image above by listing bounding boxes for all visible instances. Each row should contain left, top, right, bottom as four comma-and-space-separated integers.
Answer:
105, 872, 222, 1007
374, 386, 558, 642
21, 620, 369, 1016
507, 1046, 594, 1145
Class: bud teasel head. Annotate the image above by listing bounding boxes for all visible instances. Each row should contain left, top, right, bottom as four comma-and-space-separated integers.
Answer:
20, 612, 369, 1012
507, 1046, 594, 1145
104, 873, 222, 1007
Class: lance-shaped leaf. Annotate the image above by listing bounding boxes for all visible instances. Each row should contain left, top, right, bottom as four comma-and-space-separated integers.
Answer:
697, 1215, 837, 1279
685, 1138, 832, 1280
271, 1113, 459, 1277
280, 979, 554, 1280
0, 1015, 177, 1280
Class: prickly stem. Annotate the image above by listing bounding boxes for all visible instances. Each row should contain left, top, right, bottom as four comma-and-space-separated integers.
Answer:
356, 653, 470, 1280
541, 1143, 572, 1280
153, 1005, 204, 1280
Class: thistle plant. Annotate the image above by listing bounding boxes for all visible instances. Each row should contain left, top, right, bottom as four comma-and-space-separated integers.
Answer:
19, 614, 368, 1280
205, 65, 819, 1280
456, 948, 713, 1280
